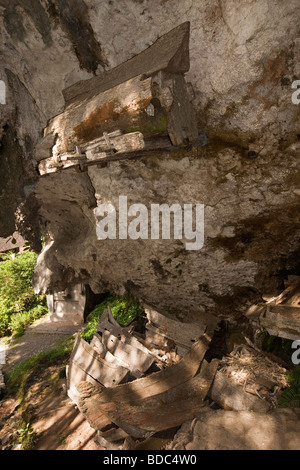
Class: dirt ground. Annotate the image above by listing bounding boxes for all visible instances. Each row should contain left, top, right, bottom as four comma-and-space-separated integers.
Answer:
31, 384, 101, 450
0, 315, 104, 451
0, 382, 103, 450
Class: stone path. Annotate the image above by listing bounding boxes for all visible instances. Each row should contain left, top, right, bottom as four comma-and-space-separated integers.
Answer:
3, 314, 84, 373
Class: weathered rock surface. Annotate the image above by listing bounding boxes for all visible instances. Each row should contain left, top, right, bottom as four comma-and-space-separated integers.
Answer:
167, 408, 300, 450
33, 142, 300, 318
0, 1, 299, 319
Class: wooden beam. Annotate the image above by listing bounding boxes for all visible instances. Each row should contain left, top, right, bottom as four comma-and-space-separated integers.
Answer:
38, 134, 177, 176
260, 304, 300, 341
63, 22, 191, 106
151, 71, 198, 146
145, 305, 206, 350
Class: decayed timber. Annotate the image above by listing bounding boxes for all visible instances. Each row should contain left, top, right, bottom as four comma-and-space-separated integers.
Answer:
76, 332, 211, 411
101, 330, 154, 374
45, 75, 154, 155
144, 324, 176, 351
260, 305, 300, 341
77, 359, 218, 437
208, 370, 271, 413
246, 280, 300, 340
68, 334, 129, 390
145, 305, 207, 353
151, 71, 198, 146
90, 333, 106, 358
67, 305, 218, 445
63, 22, 191, 106
37, 22, 199, 175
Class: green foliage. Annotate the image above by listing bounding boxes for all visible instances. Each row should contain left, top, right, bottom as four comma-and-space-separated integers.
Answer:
0, 251, 47, 337
81, 294, 144, 342
259, 329, 292, 355
80, 296, 112, 341
278, 366, 300, 408
17, 422, 37, 450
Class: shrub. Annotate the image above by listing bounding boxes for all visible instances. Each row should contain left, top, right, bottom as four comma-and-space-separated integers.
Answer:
81, 294, 144, 342
0, 251, 47, 337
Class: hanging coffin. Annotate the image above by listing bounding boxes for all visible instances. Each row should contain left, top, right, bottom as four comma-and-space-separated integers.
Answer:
37, 22, 200, 175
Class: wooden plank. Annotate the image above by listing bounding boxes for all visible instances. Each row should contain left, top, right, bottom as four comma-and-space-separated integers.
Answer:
145, 305, 206, 349
271, 280, 300, 306
77, 359, 218, 437
267, 305, 300, 317
152, 71, 198, 146
121, 330, 159, 357
96, 309, 124, 337
85, 132, 145, 160
98, 426, 129, 443
78, 332, 211, 406
102, 330, 154, 374
259, 305, 300, 341
245, 282, 300, 341
82, 145, 173, 167
90, 333, 106, 358
67, 360, 103, 405
144, 324, 177, 351
63, 22, 190, 106
208, 370, 270, 413
70, 334, 130, 387
45, 75, 154, 155
95, 310, 157, 363
38, 134, 177, 175
146, 322, 188, 356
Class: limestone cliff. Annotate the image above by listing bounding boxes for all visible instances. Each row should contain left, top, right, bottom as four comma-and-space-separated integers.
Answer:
1, 0, 300, 320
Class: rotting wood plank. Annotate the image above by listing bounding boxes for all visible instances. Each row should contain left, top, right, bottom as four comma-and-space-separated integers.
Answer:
69, 334, 130, 388
63, 22, 191, 106
101, 348, 143, 379
246, 281, 300, 341
96, 312, 124, 337
144, 324, 176, 351
38, 133, 177, 176
98, 426, 129, 443
85, 132, 145, 159
90, 333, 106, 358
77, 359, 218, 437
151, 71, 198, 146
45, 75, 154, 155
260, 305, 300, 341
102, 330, 154, 374
67, 360, 102, 406
208, 370, 271, 413
145, 305, 207, 349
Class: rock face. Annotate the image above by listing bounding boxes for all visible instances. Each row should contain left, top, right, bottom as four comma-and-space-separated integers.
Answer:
167, 409, 300, 450
1, 1, 300, 320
